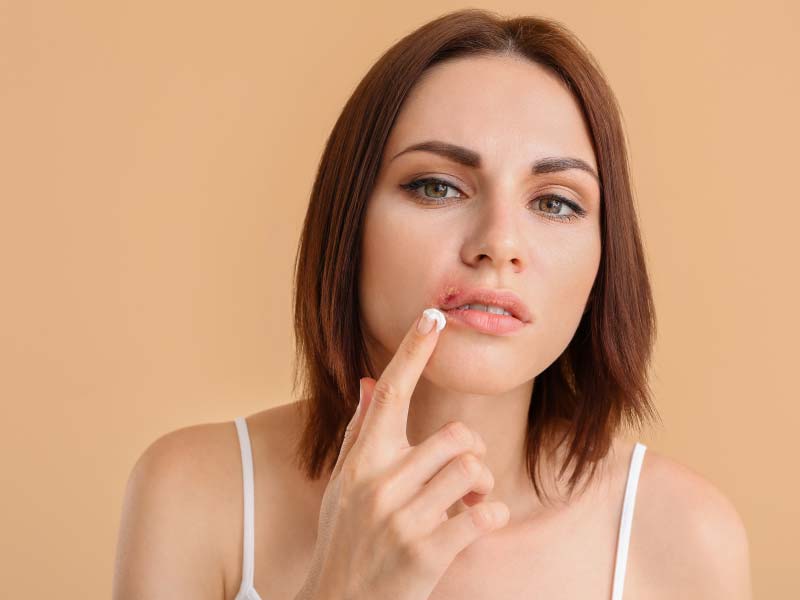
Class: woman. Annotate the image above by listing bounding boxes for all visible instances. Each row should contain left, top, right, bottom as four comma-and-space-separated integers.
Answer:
113, 9, 752, 600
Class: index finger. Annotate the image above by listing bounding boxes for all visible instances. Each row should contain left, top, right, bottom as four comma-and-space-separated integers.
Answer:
359, 307, 447, 448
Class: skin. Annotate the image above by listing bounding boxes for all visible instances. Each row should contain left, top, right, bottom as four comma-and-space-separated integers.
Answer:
358, 52, 603, 528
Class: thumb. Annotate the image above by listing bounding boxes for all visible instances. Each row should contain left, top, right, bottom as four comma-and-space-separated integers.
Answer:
331, 377, 375, 480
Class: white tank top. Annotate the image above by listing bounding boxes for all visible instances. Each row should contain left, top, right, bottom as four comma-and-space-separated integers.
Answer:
232, 416, 647, 600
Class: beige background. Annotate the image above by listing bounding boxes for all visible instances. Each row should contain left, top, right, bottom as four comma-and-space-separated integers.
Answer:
1, 1, 797, 597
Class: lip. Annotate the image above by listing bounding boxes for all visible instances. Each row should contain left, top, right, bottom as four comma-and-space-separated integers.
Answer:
436, 285, 533, 324
442, 306, 525, 335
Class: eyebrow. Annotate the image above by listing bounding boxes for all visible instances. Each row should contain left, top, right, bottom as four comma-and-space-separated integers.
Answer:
390, 139, 600, 183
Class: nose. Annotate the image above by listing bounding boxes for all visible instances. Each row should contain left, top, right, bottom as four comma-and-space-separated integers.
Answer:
461, 196, 525, 274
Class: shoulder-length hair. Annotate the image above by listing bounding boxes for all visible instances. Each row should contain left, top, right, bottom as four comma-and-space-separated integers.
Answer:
290, 8, 661, 504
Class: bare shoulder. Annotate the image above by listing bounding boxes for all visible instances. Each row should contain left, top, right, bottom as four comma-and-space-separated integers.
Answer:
113, 403, 310, 600
632, 447, 753, 599
114, 404, 309, 600
113, 417, 242, 599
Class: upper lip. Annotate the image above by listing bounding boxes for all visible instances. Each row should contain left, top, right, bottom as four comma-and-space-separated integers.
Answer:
437, 286, 532, 323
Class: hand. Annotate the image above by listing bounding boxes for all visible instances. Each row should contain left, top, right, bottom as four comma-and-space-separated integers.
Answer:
295, 308, 510, 600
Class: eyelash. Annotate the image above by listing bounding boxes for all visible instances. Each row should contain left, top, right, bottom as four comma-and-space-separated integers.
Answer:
399, 177, 587, 223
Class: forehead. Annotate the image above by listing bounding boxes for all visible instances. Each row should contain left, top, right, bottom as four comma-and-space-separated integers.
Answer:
383, 54, 597, 173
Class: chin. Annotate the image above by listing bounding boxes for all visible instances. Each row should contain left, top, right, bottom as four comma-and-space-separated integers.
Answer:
424, 370, 529, 396
422, 348, 535, 395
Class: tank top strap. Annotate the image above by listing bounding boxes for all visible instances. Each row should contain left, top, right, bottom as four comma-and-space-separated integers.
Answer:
610, 441, 647, 600
233, 416, 258, 598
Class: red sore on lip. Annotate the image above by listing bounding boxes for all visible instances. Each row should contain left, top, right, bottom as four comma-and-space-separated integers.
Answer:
437, 286, 461, 308
431, 282, 532, 324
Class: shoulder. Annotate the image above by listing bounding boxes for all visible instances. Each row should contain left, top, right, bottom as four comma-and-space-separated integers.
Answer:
633, 447, 753, 599
114, 403, 317, 600
124, 417, 244, 515
113, 418, 244, 599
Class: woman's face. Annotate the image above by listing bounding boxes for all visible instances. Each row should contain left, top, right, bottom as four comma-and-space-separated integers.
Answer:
359, 54, 602, 394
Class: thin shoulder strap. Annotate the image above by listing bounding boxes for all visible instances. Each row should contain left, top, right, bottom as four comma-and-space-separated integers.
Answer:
234, 416, 256, 593
610, 441, 647, 600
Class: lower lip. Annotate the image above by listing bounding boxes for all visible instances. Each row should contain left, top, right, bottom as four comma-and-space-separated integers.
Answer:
442, 307, 526, 335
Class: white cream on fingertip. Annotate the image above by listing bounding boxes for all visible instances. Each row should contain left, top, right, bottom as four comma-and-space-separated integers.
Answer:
423, 307, 447, 332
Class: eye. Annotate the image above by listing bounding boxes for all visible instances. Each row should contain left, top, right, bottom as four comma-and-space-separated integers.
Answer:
533, 195, 587, 223
398, 176, 588, 223
399, 177, 463, 202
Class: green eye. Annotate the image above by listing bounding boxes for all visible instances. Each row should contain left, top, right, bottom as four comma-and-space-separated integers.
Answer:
400, 178, 460, 201
399, 176, 587, 223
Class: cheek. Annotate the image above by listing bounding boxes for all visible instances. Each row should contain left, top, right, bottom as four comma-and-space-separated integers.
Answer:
358, 201, 442, 346
551, 232, 600, 306
538, 233, 600, 349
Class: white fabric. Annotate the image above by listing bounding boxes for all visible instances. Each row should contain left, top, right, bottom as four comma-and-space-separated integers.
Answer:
233, 416, 264, 600
611, 441, 647, 600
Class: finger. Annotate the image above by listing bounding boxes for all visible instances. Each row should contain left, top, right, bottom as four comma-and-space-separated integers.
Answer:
355, 377, 376, 446
402, 452, 495, 534
424, 501, 510, 566
370, 421, 494, 516
359, 308, 446, 449
373, 420, 488, 510
331, 377, 374, 480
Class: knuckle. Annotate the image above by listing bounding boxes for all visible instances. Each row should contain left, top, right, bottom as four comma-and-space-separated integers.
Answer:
403, 539, 439, 574
366, 478, 394, 518
443, 420, 474, 449
385, 510, 412, 547
458, 452, 482, 479
371, 378, 398, 407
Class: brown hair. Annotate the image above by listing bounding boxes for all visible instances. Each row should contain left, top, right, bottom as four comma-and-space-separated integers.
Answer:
290, 8, 661, 504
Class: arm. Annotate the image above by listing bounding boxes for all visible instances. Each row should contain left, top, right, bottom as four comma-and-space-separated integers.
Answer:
112, 426, 228, 600
635, 451, 753, 599
685, 483, 753, 599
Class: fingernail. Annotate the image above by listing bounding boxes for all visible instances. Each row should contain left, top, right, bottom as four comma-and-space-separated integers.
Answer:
417, 308, 446, 334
